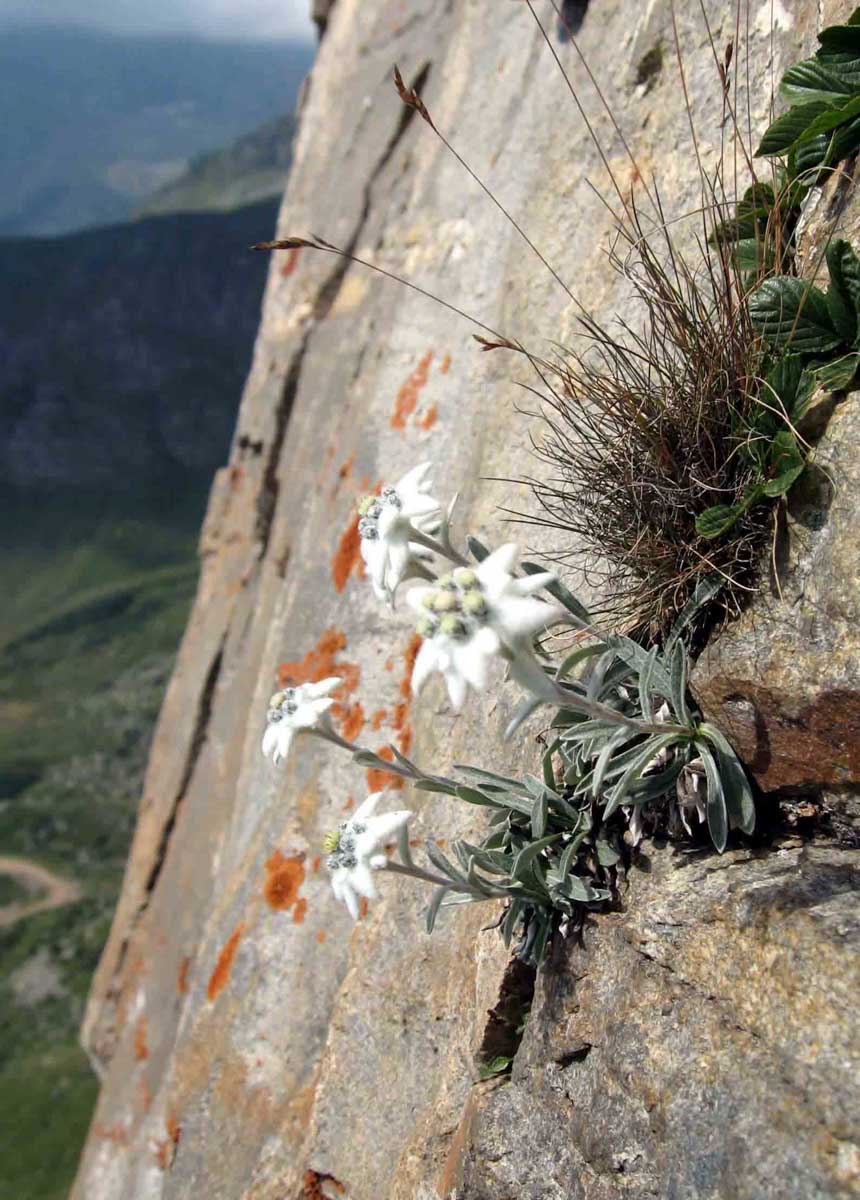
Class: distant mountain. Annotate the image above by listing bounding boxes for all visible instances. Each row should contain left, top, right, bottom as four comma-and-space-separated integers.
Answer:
138, 113, 296, 217
0, 27, 313, 236
0, 198, 279, 498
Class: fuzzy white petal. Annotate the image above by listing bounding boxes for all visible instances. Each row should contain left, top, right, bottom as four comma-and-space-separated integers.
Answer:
347, 861, 378, 901
332, 873, 360, 920
261, 723, 281, 759
412, 639, 441, 695
396, 461, 432, 494
444, 668, 468, 712
304, 677, 342, 699
513, 570, 557, 596
356, 810, 411, 851
292, 696, 335, 729
352, 792, 383, 823
497, 596, 561, 640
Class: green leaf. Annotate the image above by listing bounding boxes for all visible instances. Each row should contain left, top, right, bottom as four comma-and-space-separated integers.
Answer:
531, 789, 548, 839
824, 239, 860, 342
780, 58, 857, 105
414, 778, 458, 795
756, 100, 832, 156
699, 724, 756, 835
793, 112, 860, 179
811, 352, 860, 391
466, 535, 490, 562
666, 575, 723, 649
595, 837, 620, 867
603, 734, 677, 818
762, 353, 806, 415
794, 93, 860, 146
554, 642, 604, 681
637, 645, 659, 723
695, 504, 745, 539
698, 745, 728, 852
818, 24, 860, 54
426, 886, 450, 933
479, 1055, 512, 1079
749, 276, 842, 353
762, 430, 805, 497
511, 834, 560, 881
669, 641, 691, 726
455, 784, 503, 808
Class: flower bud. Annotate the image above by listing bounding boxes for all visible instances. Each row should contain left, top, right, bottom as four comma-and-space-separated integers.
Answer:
462, 590, 487, 616
453, 568, 478, 588
438, 614, 467, 638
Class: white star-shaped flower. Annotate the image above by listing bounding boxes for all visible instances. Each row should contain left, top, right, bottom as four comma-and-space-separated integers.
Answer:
325, 792, 412, 920
261, 677, 341, 765
358, 462, 441, 604
407, 544, 563, 711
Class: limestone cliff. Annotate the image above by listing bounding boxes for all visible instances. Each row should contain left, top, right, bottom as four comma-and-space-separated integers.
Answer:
72, 2, 859, 1197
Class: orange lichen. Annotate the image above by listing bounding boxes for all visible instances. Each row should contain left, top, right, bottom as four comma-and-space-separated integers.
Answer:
331, 512, 363, 594
263, 850, 306, 914
206, 924, 245, 1002
392, 350, 434, 431
279, 628, 362, 738
177, 956, 190, 996
316, 930, 327, 944
333, 453, 355, 493
134, 1015, 148, 1062
292, 898, 308, 925
370, 707, 388, 731
340, 700, 365, 742
311, 855, 321, 875
439, 353, 451, 374
343, 795, 355, 812
358, 897, 369, 919
154, 1114, 182, 1171
418, 404, 438, 431
280, 247, 301, 277
365, 745, 404, 791
95, 1123, 130, 1147
302, 1171, 345, 1199
138, 1076, 153, 1112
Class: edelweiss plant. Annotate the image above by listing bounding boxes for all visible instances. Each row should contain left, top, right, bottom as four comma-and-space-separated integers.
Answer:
262, 461, 756, 966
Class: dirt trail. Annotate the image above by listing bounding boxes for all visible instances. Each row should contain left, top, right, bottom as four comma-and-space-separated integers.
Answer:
0, 855, 82, 929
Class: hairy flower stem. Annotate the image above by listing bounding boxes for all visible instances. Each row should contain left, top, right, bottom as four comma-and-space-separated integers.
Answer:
382, 859, 503, 898
407, 527, 470, 567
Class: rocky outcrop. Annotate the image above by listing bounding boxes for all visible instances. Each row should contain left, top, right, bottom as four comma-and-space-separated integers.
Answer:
71, 2, 859, 1198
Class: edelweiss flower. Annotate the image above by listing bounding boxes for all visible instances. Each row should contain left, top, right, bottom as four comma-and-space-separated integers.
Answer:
324, 792, 412, 919
261, 677, 341, 765
407, 543, 563, 711
357, 462, 441, 604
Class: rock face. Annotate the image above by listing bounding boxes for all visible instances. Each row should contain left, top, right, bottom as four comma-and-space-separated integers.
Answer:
72, 2, 859, 1199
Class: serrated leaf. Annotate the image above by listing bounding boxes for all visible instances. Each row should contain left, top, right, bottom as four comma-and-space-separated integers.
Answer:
762, 430, 805, 497
819, 23, 860, 54
793, 112, 860, 179
756, 100, 832, 156
812, 352, 860, 391
696, 504, 744, 539
780, 58, 857, 105
698, 745, 728, 852
749, 276, 842, 353
794, 93, 860, 147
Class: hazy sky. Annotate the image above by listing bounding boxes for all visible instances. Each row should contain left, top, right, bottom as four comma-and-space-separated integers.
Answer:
0, 0, 315, 41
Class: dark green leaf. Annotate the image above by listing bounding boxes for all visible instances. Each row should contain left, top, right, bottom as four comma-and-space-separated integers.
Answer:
811, 352, 860, 390
698, 745, 728, 852
818, 24, 860, 54
794, 93, 860, 146
479, 1055, 512, 1079
756, 100, 832, 156
695, 504, 744, 539
762, 430, 805, 497
762, 353, 806, 415
666, 574, 723, 649
825, 238, 860, 341
793, 112, 860, 179
780, 58, 857, 105
749, 276, 842, 353
466, 535, 490, 562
